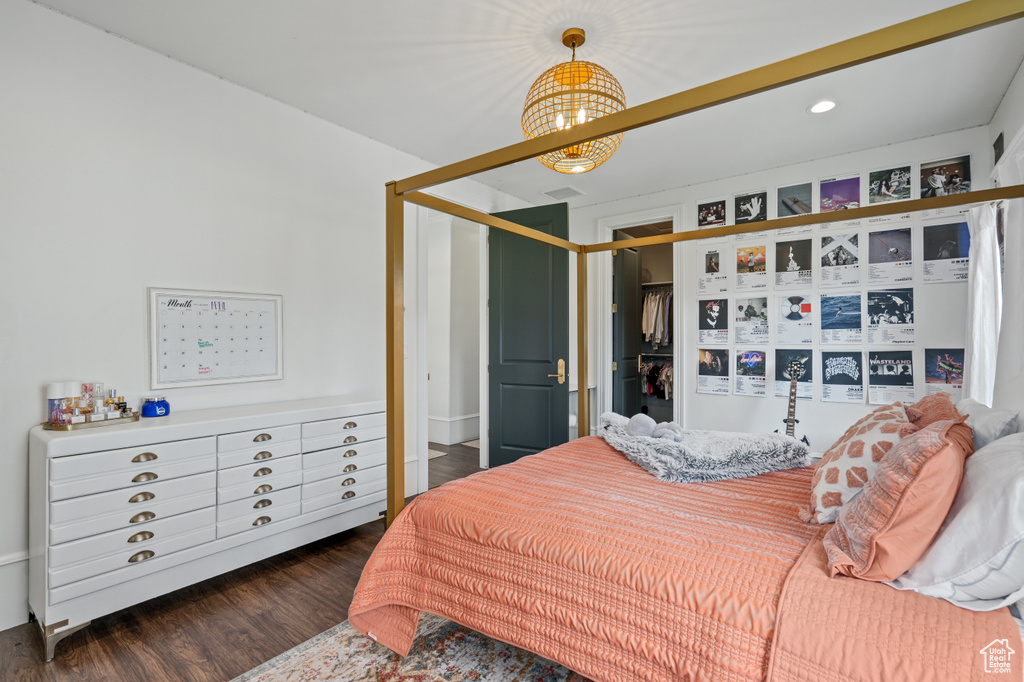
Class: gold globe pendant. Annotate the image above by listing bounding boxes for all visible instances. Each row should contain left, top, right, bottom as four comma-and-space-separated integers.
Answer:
522, 29, 626, 174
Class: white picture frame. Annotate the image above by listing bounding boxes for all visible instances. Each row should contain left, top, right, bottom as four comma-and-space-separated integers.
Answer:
149, 287, 283, 389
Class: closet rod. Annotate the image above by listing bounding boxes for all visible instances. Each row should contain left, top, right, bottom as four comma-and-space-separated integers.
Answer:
641, 353, 673, 358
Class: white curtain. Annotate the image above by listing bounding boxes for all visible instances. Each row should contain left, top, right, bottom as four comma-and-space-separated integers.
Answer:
964, 203, 1003, 406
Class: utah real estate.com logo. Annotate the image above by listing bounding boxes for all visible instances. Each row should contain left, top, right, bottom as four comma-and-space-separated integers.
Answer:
980, 638, 1015, 675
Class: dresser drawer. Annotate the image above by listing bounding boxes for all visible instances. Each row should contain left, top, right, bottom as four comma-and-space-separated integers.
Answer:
50, 487, 215, 546
49, 506, 215, 569
49, 437, 216, 482
302, 440, 386, 484
301, 413, 386, 453
218, 439, 300, 471
218, 424, 301, 454
50, 452, 217, 502
49, 518, 216, 589
302, 484, 387, 516
217, 453, 300, 489
218, 469, 302, 504
50, 471, 216, 526
216, 501, 301, 539
217, 486, 302, 522
301, 464, 386, 500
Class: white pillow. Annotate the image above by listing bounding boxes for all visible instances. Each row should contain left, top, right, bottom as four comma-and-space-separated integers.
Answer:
956, 398, 1019, 450
887, 431, 1024, 610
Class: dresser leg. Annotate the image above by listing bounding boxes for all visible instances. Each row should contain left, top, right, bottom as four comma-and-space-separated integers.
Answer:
39, 619, 91, 661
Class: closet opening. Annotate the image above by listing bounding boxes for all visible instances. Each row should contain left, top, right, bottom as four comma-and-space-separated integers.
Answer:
611, 221, 675, 423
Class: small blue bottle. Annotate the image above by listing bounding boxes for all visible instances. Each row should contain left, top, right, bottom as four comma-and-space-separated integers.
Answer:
141, 397, 170, 418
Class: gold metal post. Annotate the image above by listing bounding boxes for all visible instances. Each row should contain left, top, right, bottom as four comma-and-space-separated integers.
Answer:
385, 182, 405, 526
576, 250, 589, 439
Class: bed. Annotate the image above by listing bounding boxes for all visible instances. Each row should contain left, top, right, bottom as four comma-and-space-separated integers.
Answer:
350, 429, 1022, 681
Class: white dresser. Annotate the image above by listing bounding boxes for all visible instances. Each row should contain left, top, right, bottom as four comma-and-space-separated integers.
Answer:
29, 396, 386, 660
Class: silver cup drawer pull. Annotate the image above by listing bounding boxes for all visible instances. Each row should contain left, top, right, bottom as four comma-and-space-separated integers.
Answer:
131, 452, 158, 463
341, 478, 356, 486
252, 516, 271, 526
254, 484, 273, 495
132, 472, 158, 483
342, 491, 356, 500
127, 531, 154, 544
253, 467, 273, 477
343, 449, 358, 458
253, 451, 273, 461
129, 492, 155, 504
253, 499, 272, 509
253, 433, 272, 442
343, 436, 358, 444
130, 511, 156, 524
128, 550, 155, 563
343, 464, 357, 473
343, 421, 358, 429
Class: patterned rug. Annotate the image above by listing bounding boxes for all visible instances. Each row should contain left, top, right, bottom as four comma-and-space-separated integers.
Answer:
233, 613, 592, 681
428, 449, 447, 460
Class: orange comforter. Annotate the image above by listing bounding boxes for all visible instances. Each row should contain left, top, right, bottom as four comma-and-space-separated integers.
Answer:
350, 436, 1021, 681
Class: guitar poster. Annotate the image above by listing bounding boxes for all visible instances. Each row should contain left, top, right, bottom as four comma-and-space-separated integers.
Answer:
776, 295, 814, 345
822, 351, 865, 403
820, 292, 862, 345
868, 350, 915, 405
734, 350, 767, 397
924, 348, 964, 401
697, 348, 730, 395
774, 349, 813, 399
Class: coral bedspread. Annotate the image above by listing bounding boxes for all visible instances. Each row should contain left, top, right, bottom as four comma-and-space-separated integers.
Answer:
349, 436, 1020, 681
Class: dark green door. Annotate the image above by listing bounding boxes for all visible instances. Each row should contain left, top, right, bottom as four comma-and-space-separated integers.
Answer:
489, 204, 570, 467
613, 248, 641, 416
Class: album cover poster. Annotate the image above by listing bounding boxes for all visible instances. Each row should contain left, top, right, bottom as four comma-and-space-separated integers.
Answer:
698, 298, 729, 345
735, 349, 767, 397
867, 227, 914, 284
924, 348, 964, 401
775, 349, 813, 400
735, 190, 768, 223
867, 288, 914, 344
921, 155, 971, 198
775, 238, 813, 289
868, 350, 915, 404
776, 294, 814, 345
819, 232, 861, 287
697, 348, 730, 395
777, 183, 813, 217
820, 175, 861, 212
734, 297, 769, 345
820, 292, 863, 344
735, 243, 768, 291
822, 351, 865, 404
922, 221, 970, 283
698, 199, 727, 227
868, 165, 912, 203
697, 244, 729, 294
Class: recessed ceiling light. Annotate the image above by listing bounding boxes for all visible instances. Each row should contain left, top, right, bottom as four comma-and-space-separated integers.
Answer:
808, 100, 836, 114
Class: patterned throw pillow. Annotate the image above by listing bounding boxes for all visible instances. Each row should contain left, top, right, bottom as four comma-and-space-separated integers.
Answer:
824, 418, 974, 582
802, 404, 919, 524
905, 392, 961, 428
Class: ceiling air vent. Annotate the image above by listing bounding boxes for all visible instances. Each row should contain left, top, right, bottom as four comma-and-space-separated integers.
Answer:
542, 186, 585, 201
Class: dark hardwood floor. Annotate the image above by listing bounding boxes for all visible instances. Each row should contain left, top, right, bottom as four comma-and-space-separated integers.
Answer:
0, 442, 484, 681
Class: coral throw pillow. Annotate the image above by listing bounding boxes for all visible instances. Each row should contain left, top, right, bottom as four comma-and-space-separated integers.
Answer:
905, 392, 961, 428
824, 418, 974, 582
804, 404, 919, 524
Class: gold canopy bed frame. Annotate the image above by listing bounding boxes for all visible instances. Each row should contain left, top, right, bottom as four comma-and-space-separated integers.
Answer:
384, 0, 1024, 525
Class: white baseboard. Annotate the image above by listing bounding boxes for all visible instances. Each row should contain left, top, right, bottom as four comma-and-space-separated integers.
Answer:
427, 413, 480, 445
0, 554, 29, 631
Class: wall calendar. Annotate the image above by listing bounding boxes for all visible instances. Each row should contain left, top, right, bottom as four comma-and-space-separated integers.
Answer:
149, 288, 283, 388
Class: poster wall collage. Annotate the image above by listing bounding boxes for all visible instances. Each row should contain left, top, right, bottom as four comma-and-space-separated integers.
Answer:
694, 155, 987, 407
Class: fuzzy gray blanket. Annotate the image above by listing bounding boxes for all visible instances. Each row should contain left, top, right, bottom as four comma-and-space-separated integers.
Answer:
599, 412, 811, 483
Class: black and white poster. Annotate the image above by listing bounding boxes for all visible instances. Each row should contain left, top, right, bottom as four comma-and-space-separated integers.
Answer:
776, 295, 814, 345
777, 182, 813, 217
922, 221, 971, 283
697, 243, 729, 294
819, 232, 861, 287
867, 288, 914, 344
735, 243, 768, 291
775, 349, 813, 400
735, 349, 767, 397
868, 350, 915, 405
822, 351, 865, 404
867, 227, 914, 284
735, 190, 768, 223
698, 298, 729, 345
697, 348, 730, 395
775, 238, 813, 289
924, 348, 964, 401
734, 297, 769, 345
819, 292, 862, 344
698, 199, 727, 227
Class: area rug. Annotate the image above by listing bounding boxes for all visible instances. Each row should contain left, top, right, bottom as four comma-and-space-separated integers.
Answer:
462, 440, 480, 448
428, 449, 447, 460
232, 612, 592, 681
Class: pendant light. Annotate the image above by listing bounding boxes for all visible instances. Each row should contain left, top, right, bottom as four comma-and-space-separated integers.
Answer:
522, 28, 626, 174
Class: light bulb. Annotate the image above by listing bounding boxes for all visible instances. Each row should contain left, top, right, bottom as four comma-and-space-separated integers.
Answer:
571, 165, 585, 173
556, 113, 564, 129
808, 100, 836, 114
577, 108, 586, 125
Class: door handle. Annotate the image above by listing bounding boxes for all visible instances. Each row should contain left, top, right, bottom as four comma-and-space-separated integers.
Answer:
547, 358, 566, 385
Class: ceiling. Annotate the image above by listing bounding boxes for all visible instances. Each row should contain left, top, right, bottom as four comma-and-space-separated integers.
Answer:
36, 0, 1024, 208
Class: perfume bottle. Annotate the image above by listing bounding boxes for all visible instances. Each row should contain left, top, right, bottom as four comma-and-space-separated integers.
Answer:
46, 383, 64, 425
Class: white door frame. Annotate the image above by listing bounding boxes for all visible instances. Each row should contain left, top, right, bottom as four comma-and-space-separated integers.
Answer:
595, 205, 684, 424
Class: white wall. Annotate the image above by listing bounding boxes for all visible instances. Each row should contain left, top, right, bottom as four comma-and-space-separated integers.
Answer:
990, 58, 1024, 156
571, 127, 992, 449
0, 0, 519, 631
